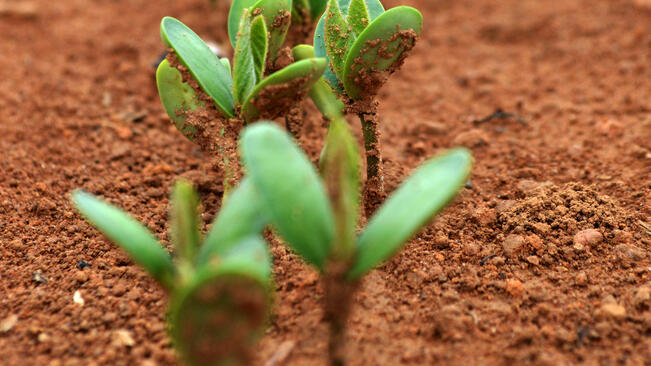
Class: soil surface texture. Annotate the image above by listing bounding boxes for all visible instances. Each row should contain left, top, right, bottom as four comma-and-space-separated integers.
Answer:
0, 0, 649, 365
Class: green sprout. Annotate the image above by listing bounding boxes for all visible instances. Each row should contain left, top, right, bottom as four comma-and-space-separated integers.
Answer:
71, 180, 271, 366
314, 0, 423, 213
156, 15, 325, 191
239, 122, 472, 365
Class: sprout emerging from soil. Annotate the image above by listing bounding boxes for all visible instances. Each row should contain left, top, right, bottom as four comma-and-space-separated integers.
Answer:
240, 122, 472, 366
314, 0, 423, 214
71, 180, 271, 366
156, 15, 325, 192
230, 0, 328, 48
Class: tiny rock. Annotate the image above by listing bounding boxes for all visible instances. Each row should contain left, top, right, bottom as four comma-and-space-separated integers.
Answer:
615, 244, 646, 262
412, 121, 447, 136
502, 234, 525, 257
73, 290, 85, 306
575, 272, 588, 286
526, 255, 540, 265
112, 283, 127, 297
573, 229, 603, 248
0, 314, 18, 333
74, 270, 89, 283
452, 129, 488, 148
633, 286, 650, 308
112, 329, 135, 348
596, 303, 627, 320
505, 279, 526, 298
37, 332, 50, 343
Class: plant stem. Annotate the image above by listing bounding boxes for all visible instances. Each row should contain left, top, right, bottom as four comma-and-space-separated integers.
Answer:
357, 109, 385, 215
324, 264, 358, 366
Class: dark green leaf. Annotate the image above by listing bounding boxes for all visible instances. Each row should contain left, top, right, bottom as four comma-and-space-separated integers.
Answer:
323, 0, 355, 82
241, 123, 335, 270
319, 117, 360, 261
308, 0, 328, 19
197, 178, 266, 266
347, 0, 370, 36
233, 10, 257, 105
250, 15, 268, 83
241, 58, 326, 122
348, 148, 473, 280
170, 180, 202, 262
160, 17, 234, 117
71, 190, 175, 289
155, 59, 202, 141
342, 6, 422, 99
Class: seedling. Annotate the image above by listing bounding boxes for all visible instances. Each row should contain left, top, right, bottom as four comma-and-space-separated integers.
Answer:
156, 15, 325, 191
229, 0, 328, 50
239, 122, 472, 365
71, 180, 271, 366
314, 0, 423, 213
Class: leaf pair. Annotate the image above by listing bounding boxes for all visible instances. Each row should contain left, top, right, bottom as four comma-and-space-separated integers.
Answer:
314, 0, 422, 99
72, 179, 271, 365
240, 122, 472, 280
158, 16, 326, 126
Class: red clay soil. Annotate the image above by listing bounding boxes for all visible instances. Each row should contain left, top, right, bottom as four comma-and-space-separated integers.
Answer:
1, 0, 649, 365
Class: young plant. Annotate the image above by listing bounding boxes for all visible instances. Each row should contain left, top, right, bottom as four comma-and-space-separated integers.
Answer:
71, 179, 271, 366
239, 122, 472, 365
156, 15, 325, 191
314, 0, 423, 213
229, 0, 328, 52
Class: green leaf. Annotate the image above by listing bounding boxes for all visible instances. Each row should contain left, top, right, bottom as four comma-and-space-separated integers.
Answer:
323, 0, 355, 82
250, 15, 268, 83
71, 190, 175, 289
308, 0, 328, 19
342, 6, 422, 99
313, 0, 383, 93
160, 17, 234, 117
155, 59, 202, 141
253, 0, 292, 62
241, 58, 326, 123
197, 178, 267, 266
241, 123, 335, 270
319, 117, 360, 261
348, 148, 473, 280
169, 242, 270, 366
170, 180, 202, 262
347, 0, 370, 36
291, 45, 345, 121
233, 10, 257, 105
228, 0, 258, 48
210, 235, 272, 283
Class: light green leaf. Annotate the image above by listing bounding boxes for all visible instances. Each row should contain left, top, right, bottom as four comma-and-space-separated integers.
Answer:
71, 190, 175, 288
160, 17, 234, 117
241, 123, 335, 270
347, 0, 370, 36
319, 117, 360, 261
241, 58, 326, 122
228, 0, 258, 48
323, 0, 355, 82
252, 0, 292, 62
170, 180, 202, 262
250, 15, 268, 82
232, 10, 257, 105
169, 240, 270, 366
348, 148, 473, 280
291, 45, 345, 121
197, 178, 266, 266
155, 59, 202, 141
342, 6, 422, 99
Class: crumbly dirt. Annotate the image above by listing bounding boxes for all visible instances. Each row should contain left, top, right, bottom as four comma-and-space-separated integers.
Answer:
0, 0, 649, 365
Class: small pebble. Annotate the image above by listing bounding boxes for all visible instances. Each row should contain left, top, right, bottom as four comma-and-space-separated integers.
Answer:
502, 234, 525, 257
633, 286, 650, 308
74, 270, 88, 283
573, 229, 603, 248
596, 302, 626, 320
505, 279, 525, 298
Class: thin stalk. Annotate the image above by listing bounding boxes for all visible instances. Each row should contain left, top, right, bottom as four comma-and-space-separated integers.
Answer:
324, 264, 358, 366
357, 109, 385, 215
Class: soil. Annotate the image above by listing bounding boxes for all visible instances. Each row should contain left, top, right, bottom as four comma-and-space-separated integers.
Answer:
0, 0, 649, 365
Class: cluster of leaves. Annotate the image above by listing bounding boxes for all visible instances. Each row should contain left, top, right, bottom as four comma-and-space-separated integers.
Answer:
156, 13, 325, 140
314, 0, 422, 100
72, 180, 271, 366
